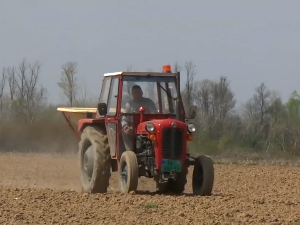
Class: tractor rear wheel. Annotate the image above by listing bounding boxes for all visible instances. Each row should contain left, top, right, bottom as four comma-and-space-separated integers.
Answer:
119, 151, 139, 193
79, 126, 111, 193
192, 155, 214, 196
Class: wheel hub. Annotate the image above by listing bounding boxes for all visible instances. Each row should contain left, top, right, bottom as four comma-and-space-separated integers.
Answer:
121, 164, 128, 185
83, 145, 94, 180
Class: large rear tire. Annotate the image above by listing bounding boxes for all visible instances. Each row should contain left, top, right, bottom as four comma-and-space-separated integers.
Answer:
79, 126, 111, 193
119, 151, 139, 193
192, 155, 214, 196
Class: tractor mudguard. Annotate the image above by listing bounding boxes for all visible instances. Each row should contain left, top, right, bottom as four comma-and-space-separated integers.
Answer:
57, 107, 105, 139
78, 118, 105, 132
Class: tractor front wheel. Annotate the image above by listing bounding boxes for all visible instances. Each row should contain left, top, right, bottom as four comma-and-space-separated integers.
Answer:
192, 155, 214, 196
79, 126, 111, 193
119, 151, 139, 193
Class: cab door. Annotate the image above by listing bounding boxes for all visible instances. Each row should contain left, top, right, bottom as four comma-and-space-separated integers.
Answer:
105, 77, 119, 158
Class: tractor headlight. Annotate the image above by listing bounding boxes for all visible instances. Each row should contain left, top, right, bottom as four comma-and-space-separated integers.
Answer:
145, 123, 155, 132
187, 123, 196, 133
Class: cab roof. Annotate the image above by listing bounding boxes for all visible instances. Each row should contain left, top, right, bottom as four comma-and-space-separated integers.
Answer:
103, 71, 178, 77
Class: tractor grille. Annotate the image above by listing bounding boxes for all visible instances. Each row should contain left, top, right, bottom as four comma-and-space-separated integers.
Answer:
162, 128, 184, 159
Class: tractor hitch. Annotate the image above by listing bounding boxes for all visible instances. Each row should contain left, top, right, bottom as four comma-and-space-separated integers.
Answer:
186, 153, 196, 167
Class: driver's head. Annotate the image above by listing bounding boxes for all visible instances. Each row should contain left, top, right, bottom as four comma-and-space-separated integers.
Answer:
131, 85, 143, 101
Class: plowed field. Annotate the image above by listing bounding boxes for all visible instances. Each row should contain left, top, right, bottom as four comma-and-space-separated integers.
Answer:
0, 153, 300, 224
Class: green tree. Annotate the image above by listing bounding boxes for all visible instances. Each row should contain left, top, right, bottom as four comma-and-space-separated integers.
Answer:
286, 90, 300, 154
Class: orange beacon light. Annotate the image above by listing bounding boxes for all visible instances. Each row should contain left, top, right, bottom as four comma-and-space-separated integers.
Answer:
162, 65, 172, 73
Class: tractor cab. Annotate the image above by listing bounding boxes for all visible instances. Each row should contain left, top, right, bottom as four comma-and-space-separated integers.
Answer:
97, 65, 190, 120
96, 65, 197, 158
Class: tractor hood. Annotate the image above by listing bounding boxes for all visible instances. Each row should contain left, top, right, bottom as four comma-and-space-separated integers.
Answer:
136, 118, 188, 135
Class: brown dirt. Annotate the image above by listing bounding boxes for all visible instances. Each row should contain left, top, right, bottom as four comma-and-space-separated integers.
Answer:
0, 153, 300, 224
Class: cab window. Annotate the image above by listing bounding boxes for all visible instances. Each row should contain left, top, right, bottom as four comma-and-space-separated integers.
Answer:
99, 77, 111, 104
107, 77, 119, 115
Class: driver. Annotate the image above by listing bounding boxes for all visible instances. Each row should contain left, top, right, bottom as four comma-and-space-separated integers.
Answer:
121, 85, 157, 151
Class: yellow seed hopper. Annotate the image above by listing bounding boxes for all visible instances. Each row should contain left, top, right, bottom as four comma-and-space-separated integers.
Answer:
57, 107, 98, 139
57, 107, 120, 139
57, 107, 97, 124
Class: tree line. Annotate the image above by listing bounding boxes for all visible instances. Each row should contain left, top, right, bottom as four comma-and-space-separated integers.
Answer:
0, 58, 299, 157
178, 61, 300, 157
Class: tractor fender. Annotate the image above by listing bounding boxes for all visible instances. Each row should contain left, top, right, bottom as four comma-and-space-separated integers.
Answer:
78, 118, 106, 132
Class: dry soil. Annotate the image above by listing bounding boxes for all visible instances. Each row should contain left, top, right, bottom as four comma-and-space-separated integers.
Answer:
0, 153, 300, 224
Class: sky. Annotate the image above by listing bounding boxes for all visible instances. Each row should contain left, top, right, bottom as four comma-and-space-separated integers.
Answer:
0, 0, 299, 107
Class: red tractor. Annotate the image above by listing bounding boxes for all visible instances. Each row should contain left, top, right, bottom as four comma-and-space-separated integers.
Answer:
58, 65, 214, 195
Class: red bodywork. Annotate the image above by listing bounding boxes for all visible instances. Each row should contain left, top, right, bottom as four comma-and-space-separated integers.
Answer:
78, 118, 105, 133
136, 118, 188, 170
76, 112, 189, 170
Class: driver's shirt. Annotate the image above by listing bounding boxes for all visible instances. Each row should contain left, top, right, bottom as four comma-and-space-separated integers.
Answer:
121, 97, 157, 127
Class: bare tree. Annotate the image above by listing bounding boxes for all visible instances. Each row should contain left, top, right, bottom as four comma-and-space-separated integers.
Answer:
26, 63, 46, 122
26, 62, 41, 112
173, 61, 181, 73
193, 77, 235, 137
193, 80, 212, 115
126, 65, 133, 72
146, 68, 155, 98
193, 80, 212, 133
36, 84, 47, 103
79, 81, 88, 106
12, 59, 30, 121
254, 82, 271, 125
283, 91, 300, 154
15, 59, 27, 100
242, 83, 271, 135
5, 66, 16, 120
0, 68, 6, 118
0, 68, 6, 98
7, 66, 16, 101
213, 77, 236, 125
125, 65, 135, 95
1, 59, 47, 122
14, 60, 45, 122
265, 96, 286, 151
57, 62, 78, 107
181, 61, 196, 111
76, 80, 94, 107
193, 80, 213, 129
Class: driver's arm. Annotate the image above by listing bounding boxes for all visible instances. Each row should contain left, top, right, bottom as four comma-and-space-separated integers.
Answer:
121, 102, 131, 127
147, 99, 158, 113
